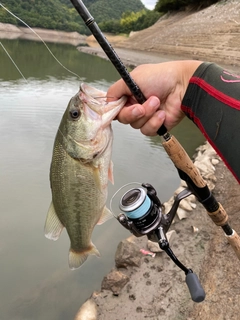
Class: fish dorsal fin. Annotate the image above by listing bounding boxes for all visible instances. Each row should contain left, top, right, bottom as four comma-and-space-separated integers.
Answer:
69, 243, 100, 269
44, 202, 64, 241
97, 206, 113, 225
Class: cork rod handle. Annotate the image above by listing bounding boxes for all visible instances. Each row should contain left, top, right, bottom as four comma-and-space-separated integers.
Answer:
162, 135, 240, 260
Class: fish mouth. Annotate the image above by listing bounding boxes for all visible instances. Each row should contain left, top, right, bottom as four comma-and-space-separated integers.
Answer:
80, 83, 106, 100
79, 83, 127, 117
80, 83, 107, 115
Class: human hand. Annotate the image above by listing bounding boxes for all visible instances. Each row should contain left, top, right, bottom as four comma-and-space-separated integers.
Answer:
107, 60, 202, 136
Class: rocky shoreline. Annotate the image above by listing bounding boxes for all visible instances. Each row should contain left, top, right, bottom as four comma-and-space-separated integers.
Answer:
74, 142, 240, 320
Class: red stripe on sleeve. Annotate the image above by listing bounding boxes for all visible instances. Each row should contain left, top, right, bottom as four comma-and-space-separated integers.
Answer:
190, 77, 240, 110
181, 104, 240, 183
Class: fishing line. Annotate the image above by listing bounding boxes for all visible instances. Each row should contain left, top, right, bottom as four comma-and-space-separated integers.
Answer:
0, 41, 28, 82
110, 182, 142, 218
0, 2, 81, 79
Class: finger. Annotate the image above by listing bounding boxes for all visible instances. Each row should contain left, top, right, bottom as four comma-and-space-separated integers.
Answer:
140, 110, 166, 136
117, 104, 145, 124
130, 96, 160, 129
116, 96, 160, 125
107, 79, 132, 101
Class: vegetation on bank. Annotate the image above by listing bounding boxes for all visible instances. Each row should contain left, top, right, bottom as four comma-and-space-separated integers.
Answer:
99, 0, 220, 34
0, 0, 144, 34
0, 0, 221, 35
155, 0, 219, 11
99, 9, 161, 34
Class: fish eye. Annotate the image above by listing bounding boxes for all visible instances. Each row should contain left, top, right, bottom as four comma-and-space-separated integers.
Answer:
69, 109, 81, 120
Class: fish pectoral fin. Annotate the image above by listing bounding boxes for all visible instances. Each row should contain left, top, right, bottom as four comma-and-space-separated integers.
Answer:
108, 160, 114, 185
69, 243, 100, 270
44, 202, 64, 241
97, 206, 113, 225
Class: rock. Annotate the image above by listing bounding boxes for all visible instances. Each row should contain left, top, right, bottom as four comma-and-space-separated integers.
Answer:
191, 226, 199, 233
194, 160, 215, 174
179, 198, 194, 212
162, 141, 219, 221
204, 172, 217, 183
212, 158, 219, 165
163, 196, 174, 214
177, 207, 188, 220
74, 299, 97, 320
190, 202, 197, 209
147, 230, 176, 253
101, 270, 130, 295
180, 180, 188, 188
115, 237, 143, 268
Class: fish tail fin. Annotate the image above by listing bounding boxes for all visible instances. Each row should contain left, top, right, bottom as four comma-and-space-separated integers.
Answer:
44, 201, 64, 241
69, 243, 100, 270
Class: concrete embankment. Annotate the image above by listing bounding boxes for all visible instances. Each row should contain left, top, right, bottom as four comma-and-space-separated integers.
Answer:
0, 23, 86, 46
116, 0, 240, 68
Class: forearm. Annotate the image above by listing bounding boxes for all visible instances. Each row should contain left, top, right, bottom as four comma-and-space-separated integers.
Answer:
181, 62, 240, 183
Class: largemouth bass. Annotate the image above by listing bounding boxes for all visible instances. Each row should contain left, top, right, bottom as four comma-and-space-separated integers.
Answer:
44, 83, 127, 269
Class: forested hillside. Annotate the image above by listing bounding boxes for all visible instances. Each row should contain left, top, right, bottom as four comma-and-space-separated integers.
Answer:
155, 0, 219, 11
0, 0, 145, 34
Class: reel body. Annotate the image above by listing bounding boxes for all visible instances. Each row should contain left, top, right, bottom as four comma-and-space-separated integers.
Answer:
113, 182, 205, 303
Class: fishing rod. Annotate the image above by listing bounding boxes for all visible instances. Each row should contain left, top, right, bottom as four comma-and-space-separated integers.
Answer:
69, 0, 151, 113
70, 0, 240, 301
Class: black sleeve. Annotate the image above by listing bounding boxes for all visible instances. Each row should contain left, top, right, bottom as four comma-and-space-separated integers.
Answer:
181, 62, 240, 183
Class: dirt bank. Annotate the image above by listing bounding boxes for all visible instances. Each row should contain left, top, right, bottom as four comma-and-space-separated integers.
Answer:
118, 0, 240, 67
79, 0, 240, 69
0, 23, 86, 46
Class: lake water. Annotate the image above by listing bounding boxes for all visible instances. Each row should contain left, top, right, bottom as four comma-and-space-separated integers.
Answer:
0, 39, 205, 319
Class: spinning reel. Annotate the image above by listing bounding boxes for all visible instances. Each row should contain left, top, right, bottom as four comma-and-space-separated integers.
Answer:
111, 182, 205, 303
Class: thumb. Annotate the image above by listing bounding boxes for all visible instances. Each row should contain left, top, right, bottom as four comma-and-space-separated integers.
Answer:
107, 79, 132, 102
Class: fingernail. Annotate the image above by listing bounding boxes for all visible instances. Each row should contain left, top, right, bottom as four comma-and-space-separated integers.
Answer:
149, 97, 160, 109
132, 106, 143, 117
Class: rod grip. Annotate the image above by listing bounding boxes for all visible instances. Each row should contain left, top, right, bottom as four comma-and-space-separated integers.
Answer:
186, 272, 205, 303
207, 202, 228, 226
225, 230, 240, 260
162, 135, 206, 188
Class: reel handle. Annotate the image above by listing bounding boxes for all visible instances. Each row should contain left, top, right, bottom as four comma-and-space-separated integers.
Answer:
186, 272, 205, 303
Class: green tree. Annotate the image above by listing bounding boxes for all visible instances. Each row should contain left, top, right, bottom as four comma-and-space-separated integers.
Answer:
155, 0, 219, 12
0, 0, 145, 34
100, 9, 161, 34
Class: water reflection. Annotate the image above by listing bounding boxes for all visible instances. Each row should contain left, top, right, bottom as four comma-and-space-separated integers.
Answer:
0, 39, 204, 319
0, 39, 120, 81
